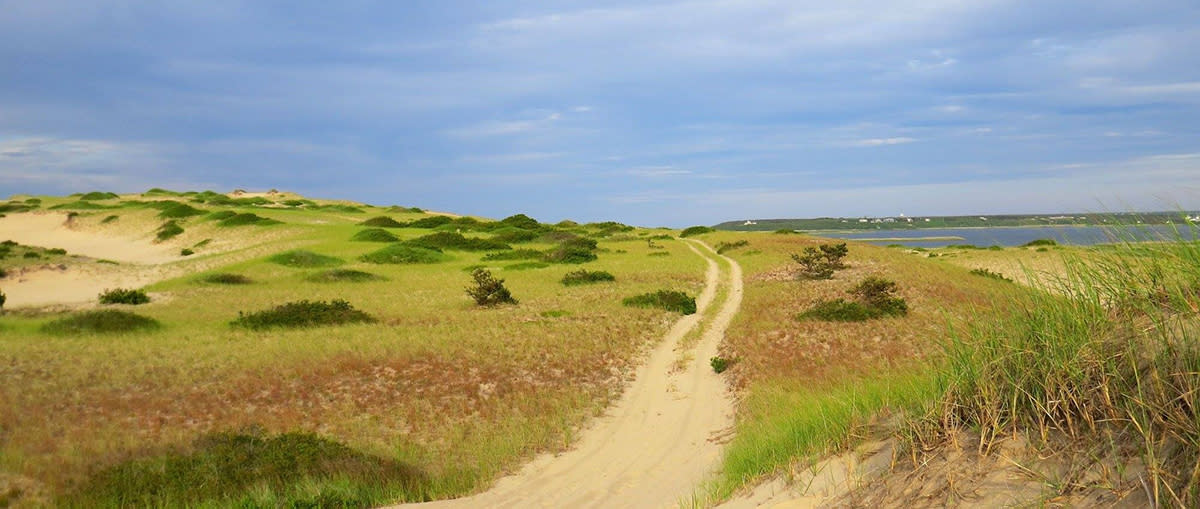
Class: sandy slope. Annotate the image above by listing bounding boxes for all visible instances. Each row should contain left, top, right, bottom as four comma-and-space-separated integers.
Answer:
0, 212, 177, 264
395, 239, 744, 509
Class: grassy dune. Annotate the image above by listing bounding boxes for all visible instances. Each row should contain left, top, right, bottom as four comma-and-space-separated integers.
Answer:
0, 191, 703, 506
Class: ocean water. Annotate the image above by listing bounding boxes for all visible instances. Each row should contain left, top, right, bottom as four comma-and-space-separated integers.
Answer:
812, 225, 1195, 248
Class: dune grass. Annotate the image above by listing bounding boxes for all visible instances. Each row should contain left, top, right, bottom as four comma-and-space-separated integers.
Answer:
232, 300, 377, 330
268, 250, 344, 268
359, 245, 449, 264
306, 269, 386, 283
41, 310, 161, 335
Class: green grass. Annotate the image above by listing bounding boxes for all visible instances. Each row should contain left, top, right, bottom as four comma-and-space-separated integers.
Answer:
351, 228, 400, 242
232, 300, 377, 330
196, 273, 254, 285
306, 269, 386, 283
560, 269, 616, 286
268, 250, 344, 268
622, 290, 696, 315
41, 310, 161, 335
679, 226, 715, 237
156, 202, 206, 219
218, 213, 280, 227
406, 232, 510, 252
359, 245, 449, 264
360, 216, 406, 228
156, 221, 184, 242
482, 249, 543, 261
504, 262, 550, 271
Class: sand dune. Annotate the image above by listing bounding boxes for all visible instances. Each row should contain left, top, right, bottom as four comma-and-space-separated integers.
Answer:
0, 212, 177, 264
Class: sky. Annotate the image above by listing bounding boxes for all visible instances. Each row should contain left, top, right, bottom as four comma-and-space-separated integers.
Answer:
1, 1, 1198, 226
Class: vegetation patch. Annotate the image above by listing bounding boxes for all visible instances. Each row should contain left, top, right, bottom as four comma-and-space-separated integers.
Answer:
64, 431, 423, 508
680, 226, 715, 237
306, 269, 385, 283
156, 202, 206, 219
622, 290, 696, 315
49, 201, 117, 210
232, 300, 375, 329
156, 221, 184, 242
79, 191, 120, 201
791, 242, 848, 280
499, 213, 541, 230
490, 227, 539, 243
710, 356, 732, 373
42, 310, 160, 335
466, 268, 517, 306
218, 213, 280, 227
197, 273, 253, 285
969, 267, 1013, 282
359, 245, 448, 264
180, 248, 194, 256
482, 249, 543, 261
1022, 238, 1058, 247
206, 210, 237, 221
716, 240, 750, 254
351, 228, 400, 242
561, 269, 616, 286
505, 262, 550, 271
407, 216, 454, 229
98, 288, 150, 305
360, 216, 406, 228
406, 232, 510, 252
648, 252, 671, 257
268, 250, 343, 268
798, 276, 908, 322
101, 215, 119, 224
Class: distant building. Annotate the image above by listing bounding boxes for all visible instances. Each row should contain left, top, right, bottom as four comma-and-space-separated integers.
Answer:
742, 220, 757, 226
859, 218, 869, 223
979, 217, 988, 221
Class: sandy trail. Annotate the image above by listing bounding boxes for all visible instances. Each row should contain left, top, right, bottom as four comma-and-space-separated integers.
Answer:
396, 239, 743, 509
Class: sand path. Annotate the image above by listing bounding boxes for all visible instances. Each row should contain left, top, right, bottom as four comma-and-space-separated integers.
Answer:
395, 239, 743, 508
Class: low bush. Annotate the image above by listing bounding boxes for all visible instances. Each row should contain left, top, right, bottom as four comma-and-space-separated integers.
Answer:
797, 299, 878, 322
218, 213, 279, 227
80, 191, 119, 201
623, 290, 696, 315
716, 240, 750, 254
799, 276, 908, 322
482, 249, 543, 261
648, 252, 671, 257
46, 248, 67, 255
505, 262, 550, 271
491, 227, 539, 243
359, 245, 447, 264
306, 269, 385, 283
23, 251, 40, 259
561, 269, 616, 286
156, 221, 184, 242
198, 273, 253, 285
711, 356, 732, 373
64, 431, 424, 508
180, 248, 194, 256
351, 228, 400, 242
680, 226, 715, 237
0, 289, 6, 311
232, 300, 375, 329
466, 268, 517, 306
268, 250, 343, 268
408, 216, 454, 229
360, 216, 406, 228
1022, 238, 1058, 247
42, 310, 160, 334
791, 242, 848, 280
406, 232, 510, 252
157, 202, 206, 219
206, 210, 237, 221
969, 267, 1013, 282
99, 288, 150, 305
773, 229, 798, 234
48, 201, 117, 210
544, 245, 597, 264
499, 213, 541, 230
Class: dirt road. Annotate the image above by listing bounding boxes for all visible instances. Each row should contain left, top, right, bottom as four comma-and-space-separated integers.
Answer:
395, 239, 744, 508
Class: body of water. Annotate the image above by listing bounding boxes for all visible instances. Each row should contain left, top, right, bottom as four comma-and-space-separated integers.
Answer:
812, 225, 1192, 248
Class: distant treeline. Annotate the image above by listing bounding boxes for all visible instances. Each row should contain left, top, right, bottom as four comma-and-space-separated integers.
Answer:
714, 211, 1200, 232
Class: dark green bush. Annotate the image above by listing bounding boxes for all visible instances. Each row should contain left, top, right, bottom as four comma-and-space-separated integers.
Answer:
648, 252, 671, 257
218, 213, 279, 227
505, 262, 550, 270
156, 221, 184, 241
42, 310, 160, 334
99, 288, 150, 305
561, 269, 616, 286
716, 240, 750, 254
64, 431, 424, 508
499, 213, 541, 230
466, 268, 517, 306
970, 267, 1013, 282
797, 299, 878, 322
799, 276, 908, 321
491, 227, 539, 243
711, 356, 731, 373
680, 226, 715, 237
198, 273, 253, 285
351, 228, 400, 242
101, 215, 119, 224
48, 201, 117, 210
406, 232, 510, 252
1023, 238, 1058, 247
543, 245, 597, 264
0, 289, 6, 312
23, 251, 40, 259
359, 245, 447, 264
157, 202, 206, 219
773, 229, 798, 234
360, 216, 406, 228
622, 290, 696, 315
80, 191, 119, 201
408, 216, 454, 229
482, 249, 543, 261
306, 269, 385, 283
142, 188, 179, 196
206, 210, 237, 221
268, 250, 343, 268
232, 300, 375, 329
791, 242, 849, 280
180, 248, 194, 256
46, 248, 67, 255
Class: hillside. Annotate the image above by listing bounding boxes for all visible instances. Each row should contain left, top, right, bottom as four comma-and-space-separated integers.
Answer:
714, 211, 1195, 232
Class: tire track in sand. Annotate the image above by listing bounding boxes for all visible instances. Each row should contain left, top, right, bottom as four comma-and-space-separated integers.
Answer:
396, 239, 743, 508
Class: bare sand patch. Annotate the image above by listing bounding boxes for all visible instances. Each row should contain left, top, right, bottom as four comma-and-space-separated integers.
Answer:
0, 212, 177, 264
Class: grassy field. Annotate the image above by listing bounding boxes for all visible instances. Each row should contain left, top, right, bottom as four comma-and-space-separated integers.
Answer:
0, 191, 705, 506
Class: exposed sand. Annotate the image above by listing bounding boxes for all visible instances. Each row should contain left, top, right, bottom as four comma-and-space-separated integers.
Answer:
0, 212, 177, 264
394, 239, 743, 508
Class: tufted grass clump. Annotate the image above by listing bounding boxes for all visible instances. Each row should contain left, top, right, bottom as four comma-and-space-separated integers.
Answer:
716, 239, 750, 254
360, 216, 407, 228
359, 245, 448, 264
482, 249, 543, 261
197, 273, 253, 285
206, 210, 237, 221
63, 431, 424, 508
98, 288, 150, 305
218, 213, 280, 227
969, 267, 1013, 282
156, 221, 184, 242
156, 202, 206, 219
79, 191, 119, 201
622, 290, 696, 315
407, 216, 454, 229
268, 250, 343, 268
561, 269, 616, 286
406, 232, 510, 252
232, 300, 375, 329
351, 228, 400, 242
42, 310, 161, 335
306, 269, 385, 283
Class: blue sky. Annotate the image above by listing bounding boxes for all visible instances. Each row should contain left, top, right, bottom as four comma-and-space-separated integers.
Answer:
1, 1, 1198, 226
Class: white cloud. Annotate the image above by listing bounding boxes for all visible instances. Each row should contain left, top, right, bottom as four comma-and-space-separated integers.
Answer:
850, 137, 917, 147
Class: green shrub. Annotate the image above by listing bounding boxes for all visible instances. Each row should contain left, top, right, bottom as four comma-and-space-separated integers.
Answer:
232, 300, 375, 329
491, 227, 539, 243
0, 289, 6, 312
773, 229, 798, 234
206, 210, 237, 221
46, 248, 67, 255
64, 431, 423, 508
218, 213, 279, 227
1022, 238, 1058, 247
466, 268, 517, 306
157, 202, 206, 219
23, 251, 40, 259
969, 268, 1013, 282
799, 276, 908, 321
48, 201, 117, 210
268, 250, 343, 268
798, 299, 877, 322
544, 245, 597, 264
359, 245, 447, 264
680, 226, 715, 237
198, 273, 253, 285
790, 242, 848, 280
716, 240, 750, 254
180, 248, 194, 256
306, 269, 385, 283
360, 216, 406, 228
351, 228, 400, 242
406, 232, 510, 252
505, 262, 550, 271
101, 215, 119, 224
482, 249, 543, 261
156, 221, 184, 242
80, 191, 119, 201
99, 288, 150, 305
499, 213, 541, 230
561, 269, 616, 286
541, 309, 570, 318
142, 187, 179, 196
711, 356, 732, 373
42, 310, 160, 335
623, 290, 696, 315
408, 216, 454, 229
